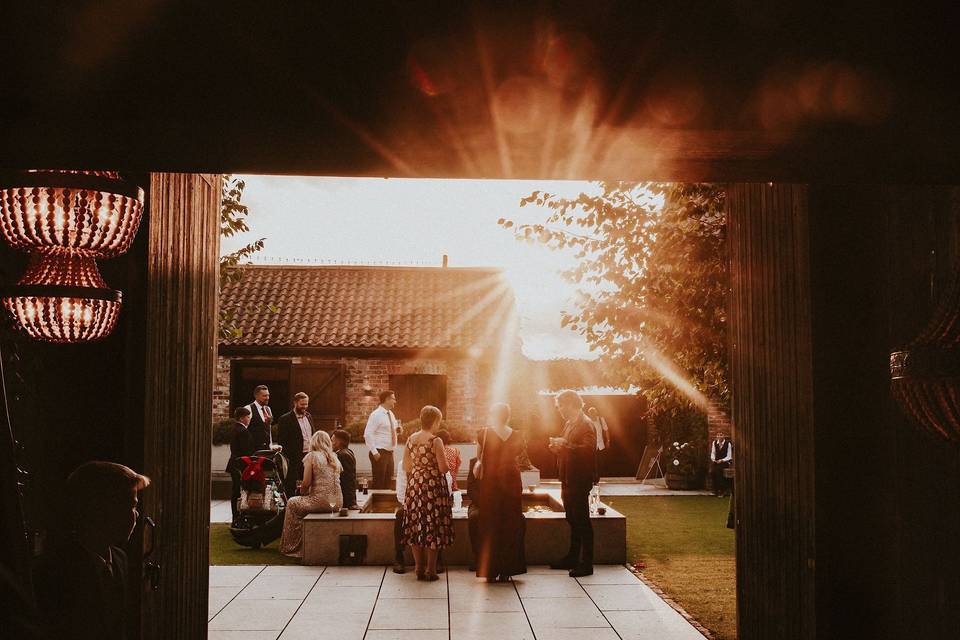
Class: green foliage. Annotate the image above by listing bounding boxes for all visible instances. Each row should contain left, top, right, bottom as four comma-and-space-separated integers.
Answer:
212, 418, 235, 446
653, 404, 708, 451
499, 182, 728, 419
219, 175, 270, 340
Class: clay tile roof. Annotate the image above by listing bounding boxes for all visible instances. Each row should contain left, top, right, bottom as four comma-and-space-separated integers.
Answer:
220, 265, 516, 351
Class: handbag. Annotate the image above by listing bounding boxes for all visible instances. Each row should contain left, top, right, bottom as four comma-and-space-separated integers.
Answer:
474, 428, 487, 480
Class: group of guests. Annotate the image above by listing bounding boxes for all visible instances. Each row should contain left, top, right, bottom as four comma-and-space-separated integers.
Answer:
227, 384, 601, 578
224, 385, 360, 556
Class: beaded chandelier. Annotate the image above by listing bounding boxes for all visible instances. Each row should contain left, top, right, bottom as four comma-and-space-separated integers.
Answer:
0, 171, 142, 343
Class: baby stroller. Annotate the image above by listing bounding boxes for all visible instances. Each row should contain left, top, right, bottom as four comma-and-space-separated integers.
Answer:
229, 449, 289, 549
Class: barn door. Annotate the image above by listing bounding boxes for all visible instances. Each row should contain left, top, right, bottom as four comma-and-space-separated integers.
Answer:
291, 364, 345, 430
141, 174, 220, 640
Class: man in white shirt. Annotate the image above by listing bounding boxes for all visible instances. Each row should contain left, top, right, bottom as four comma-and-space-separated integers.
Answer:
364, 390, 399, 489
710, 432, 733, 496
246, 385, 274, 451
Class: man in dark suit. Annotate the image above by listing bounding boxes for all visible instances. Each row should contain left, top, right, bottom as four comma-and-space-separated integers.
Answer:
226, 406, 255, 523
246, 384, 274, 451
332, 429, 359, 509
33, 461, 151, 640
548, 389, 597, 577
277, 392, 314, 497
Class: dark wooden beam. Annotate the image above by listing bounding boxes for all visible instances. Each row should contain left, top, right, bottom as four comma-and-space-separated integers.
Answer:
141, 174, 220, 640
727, 183, 816, 640
2, 2, 960, 182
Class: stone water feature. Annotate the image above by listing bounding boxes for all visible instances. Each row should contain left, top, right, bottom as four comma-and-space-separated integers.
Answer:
302, 489, 626, 565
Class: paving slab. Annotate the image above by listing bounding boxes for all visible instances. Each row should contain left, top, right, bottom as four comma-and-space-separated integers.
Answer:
208, 564, 706, 639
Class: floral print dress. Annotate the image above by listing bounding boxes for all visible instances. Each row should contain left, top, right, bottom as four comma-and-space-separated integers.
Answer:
401, 436, 454, 548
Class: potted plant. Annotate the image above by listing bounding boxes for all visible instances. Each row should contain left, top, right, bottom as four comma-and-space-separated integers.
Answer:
663, 441, 703, 490
655, 404, 708, 489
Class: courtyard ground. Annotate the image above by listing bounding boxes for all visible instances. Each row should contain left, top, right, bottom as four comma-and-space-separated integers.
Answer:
208, 564, 706, 639
603, 496, 736, 640
210, 484, 734, 638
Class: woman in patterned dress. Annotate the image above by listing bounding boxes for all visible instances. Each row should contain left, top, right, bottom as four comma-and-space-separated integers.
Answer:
401, 405, 454, 580
280, 430, 343, 557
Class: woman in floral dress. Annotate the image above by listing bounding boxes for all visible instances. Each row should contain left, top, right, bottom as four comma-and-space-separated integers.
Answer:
401, 405, 454, 580
280, 430, 343, 557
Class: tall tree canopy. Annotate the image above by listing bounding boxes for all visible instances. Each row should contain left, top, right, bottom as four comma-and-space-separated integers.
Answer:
500, 183, 728, 420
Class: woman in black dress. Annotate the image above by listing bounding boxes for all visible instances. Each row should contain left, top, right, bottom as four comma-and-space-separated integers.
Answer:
474, 402, 528, 582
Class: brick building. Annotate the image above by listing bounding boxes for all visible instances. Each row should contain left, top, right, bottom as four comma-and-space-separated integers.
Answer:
214, 264, 517, 437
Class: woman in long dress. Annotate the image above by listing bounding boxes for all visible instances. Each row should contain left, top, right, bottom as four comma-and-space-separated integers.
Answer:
474, 402, 528, 581
401, 405, 454, 581
280, 430, 343, 557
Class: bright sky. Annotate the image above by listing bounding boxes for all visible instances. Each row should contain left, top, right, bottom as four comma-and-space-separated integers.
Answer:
221, 176, 601, 360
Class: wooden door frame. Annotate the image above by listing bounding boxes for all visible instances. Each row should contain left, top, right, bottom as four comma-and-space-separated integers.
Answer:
131, 176, 821, 640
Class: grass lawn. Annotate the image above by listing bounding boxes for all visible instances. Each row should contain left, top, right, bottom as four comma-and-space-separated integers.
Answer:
604, 495, 736, 640
209, 524, 300, 566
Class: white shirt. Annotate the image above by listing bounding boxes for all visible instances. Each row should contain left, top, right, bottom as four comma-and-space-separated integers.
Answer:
710, 439, 733, 463
591, 417, 608, 451
253, 401, 272, 422
296, 413, 312, 452
248, 401, 273, 446
364, 405, 397, 455
395, 459, 407, 503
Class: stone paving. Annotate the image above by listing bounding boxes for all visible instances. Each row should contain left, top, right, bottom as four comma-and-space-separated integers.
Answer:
208, 564, 706, 639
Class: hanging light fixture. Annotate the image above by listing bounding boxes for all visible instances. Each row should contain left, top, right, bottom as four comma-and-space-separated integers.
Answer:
1, 254, 121, 343
0, 170, 143, 257
0, 170, 142, 343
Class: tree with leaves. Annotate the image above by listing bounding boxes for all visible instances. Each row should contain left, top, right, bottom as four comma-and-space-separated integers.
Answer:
499, 183, 728, 438
219, 175, 267, 339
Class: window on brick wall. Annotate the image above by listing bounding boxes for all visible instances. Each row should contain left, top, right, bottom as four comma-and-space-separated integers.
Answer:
389, 374, 448, 423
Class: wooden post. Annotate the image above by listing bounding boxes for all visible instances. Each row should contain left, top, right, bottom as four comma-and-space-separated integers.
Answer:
140, 174, 220, 639
727, 183, 816, 640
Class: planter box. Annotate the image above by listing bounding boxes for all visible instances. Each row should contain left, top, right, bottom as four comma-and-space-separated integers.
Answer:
664, 472, 701, 490
211, 444, 231, 474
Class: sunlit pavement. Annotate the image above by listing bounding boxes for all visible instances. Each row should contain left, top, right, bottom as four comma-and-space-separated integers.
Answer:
208, 564, 706, 639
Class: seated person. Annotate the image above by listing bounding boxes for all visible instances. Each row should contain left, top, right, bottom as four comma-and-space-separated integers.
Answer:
279, 431, 343, 557
332, 429, 359, 509
436, 428, 462, 491
393, 457, 408, 574
34, 461, 151, 640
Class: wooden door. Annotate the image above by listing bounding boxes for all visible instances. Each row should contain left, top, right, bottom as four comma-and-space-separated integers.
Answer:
389, 374, 448, 423
291, 364, 345, 430
230, 360, 291, 417
141, 173, 220, 640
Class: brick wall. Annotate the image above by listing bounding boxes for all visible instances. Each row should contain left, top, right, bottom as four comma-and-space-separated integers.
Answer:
706, 399, 732, 442
213, 354, 488, 434
213, 357, 231, 423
